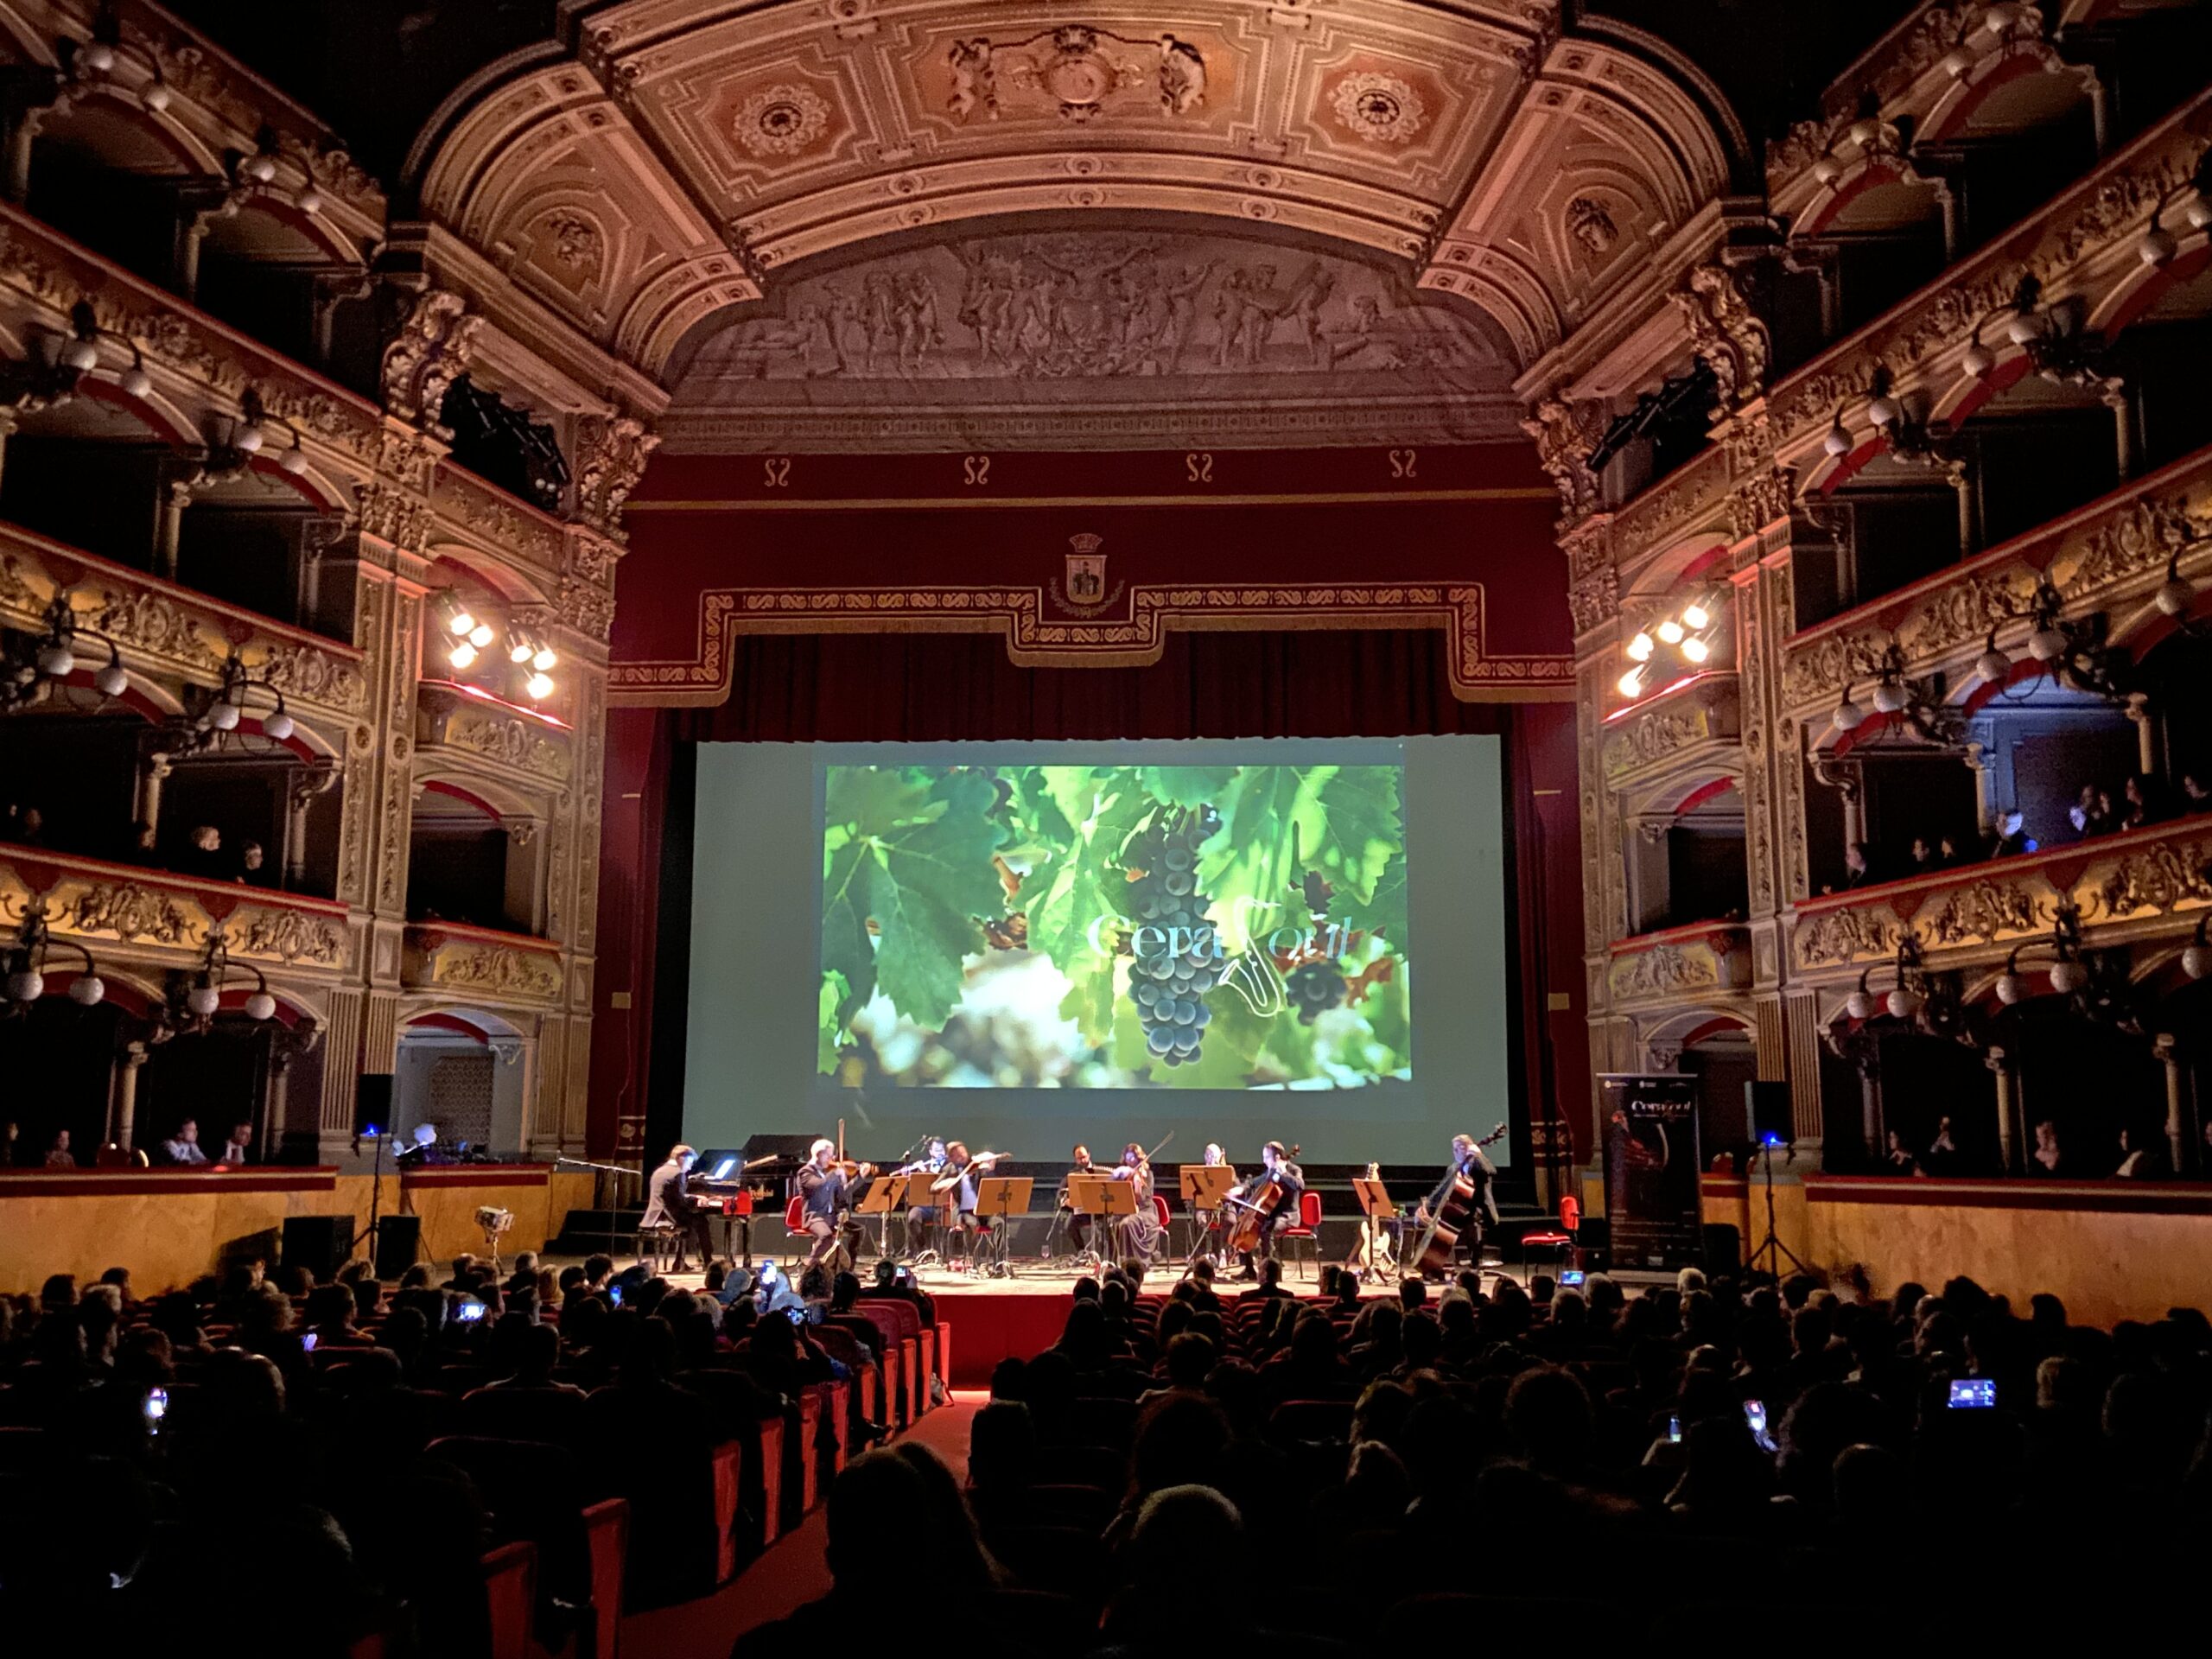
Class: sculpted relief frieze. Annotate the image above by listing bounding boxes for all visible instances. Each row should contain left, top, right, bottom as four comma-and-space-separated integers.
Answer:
664, 227, 1517, 451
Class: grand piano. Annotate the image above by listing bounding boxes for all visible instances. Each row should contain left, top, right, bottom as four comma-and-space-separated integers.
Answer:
688, 1133, 815, 1262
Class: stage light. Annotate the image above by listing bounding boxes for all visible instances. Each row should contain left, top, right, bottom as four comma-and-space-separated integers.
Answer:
506, 628, 533, 664
467, 622, 495, 650
1681, 599, 1711, 631
524, 671, 556, 701
1656, 617, 1685, 645
1626, 632, 1654, 662
448, 641, 478, 671
531, 645, 556, 671
448, 608, 475, 638
1616, 667, 1643, 699
1681, 636, 1711, 664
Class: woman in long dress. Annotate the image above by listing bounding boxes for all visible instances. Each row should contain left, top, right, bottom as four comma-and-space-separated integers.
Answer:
1112, 1142, 1161, 1264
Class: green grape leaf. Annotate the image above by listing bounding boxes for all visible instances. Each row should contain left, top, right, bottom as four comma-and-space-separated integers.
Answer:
1338, 844, 1408, 950
826, 765, 935, 837
867, 770, 1007, 1028
1059, 961, 1119, 1049
821, 837, 880, 1023
1140, 766, 1236, 810
1308, 766, 1402, 905
818, 972, 849, 1076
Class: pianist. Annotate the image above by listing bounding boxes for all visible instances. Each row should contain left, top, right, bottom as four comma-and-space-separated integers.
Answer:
641, 1142, 714, 1273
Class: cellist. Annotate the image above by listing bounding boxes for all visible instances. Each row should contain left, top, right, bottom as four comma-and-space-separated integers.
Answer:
1412, 1132, 1499, 1271
1230, 1141, 1303, 1281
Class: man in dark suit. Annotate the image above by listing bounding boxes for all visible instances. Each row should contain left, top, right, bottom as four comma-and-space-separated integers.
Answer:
796, 1139, 863, 1271
640, 1143, 712, 1272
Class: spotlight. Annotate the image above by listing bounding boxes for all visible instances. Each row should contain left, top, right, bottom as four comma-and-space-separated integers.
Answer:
467, 622, 495, 649
1681, 636, 1711, 664
448, 641, 479, 671
1681, 600, 1711, 631
1656, 618, 1686, 645
68, 974, 105, 1007
448, 608, 475, 638
506, 629, 533, 664
1616, 667, 1644, 699
531, 645, 556, 672
524, 671, 556, 701
1626, 632, 1654, 662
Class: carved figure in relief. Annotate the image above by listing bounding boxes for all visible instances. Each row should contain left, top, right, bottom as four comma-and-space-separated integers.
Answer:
1158, 35, 1206, 115
948, 38, 995, 121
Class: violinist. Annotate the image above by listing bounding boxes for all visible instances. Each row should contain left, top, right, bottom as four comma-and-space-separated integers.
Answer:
1112, 1142, 1162, 1261
1412, 1133, 1498, 1268
795, 1138, 864, 1270
1058, 1143, 1098, 1257
1231, 1141, 1303, 1281
937, 1141, 999, 1266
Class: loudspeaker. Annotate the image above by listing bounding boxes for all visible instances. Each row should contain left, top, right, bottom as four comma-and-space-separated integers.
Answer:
354, 1074, 394, 1136
1746, 1081, 1795, 1145
1703, 1223, 1743, 1274
282, 1214, 354, 1281
373, 1212, 422, 1281
1574, 1215, 1610, 1271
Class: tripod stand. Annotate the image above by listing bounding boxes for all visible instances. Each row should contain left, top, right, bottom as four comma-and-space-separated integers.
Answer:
1745, 1135, 1804, 1281
350, 1128, 391, 1266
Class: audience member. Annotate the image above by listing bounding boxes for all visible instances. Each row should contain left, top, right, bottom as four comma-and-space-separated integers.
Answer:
159, 1119, 208, 1166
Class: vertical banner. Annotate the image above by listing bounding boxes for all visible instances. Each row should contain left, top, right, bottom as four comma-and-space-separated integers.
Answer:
1600, 1074, 1703, 1270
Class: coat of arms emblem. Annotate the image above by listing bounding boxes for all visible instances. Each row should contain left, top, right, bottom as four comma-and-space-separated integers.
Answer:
1052, 533, 1123, 616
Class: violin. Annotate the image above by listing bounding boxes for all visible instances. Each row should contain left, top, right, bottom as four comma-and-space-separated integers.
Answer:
931, 1151, 1002, 1193
832, 1121, 875, 1184
1408, 1122, 1507, 1276
1225, 1141, 1300, 1255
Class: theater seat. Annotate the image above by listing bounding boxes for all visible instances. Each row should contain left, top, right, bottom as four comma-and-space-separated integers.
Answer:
1269, 1399, 1355, 1444
480, 1541, 536, 1659
457, 1385, 587, 1449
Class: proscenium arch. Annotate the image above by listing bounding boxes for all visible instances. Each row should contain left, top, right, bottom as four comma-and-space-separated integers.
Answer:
403, 0, 1744, 386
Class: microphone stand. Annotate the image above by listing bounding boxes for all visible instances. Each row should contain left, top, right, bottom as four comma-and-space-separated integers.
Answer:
350, 1129, 390, 1267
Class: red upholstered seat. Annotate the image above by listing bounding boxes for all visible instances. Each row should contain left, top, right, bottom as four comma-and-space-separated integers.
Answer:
1277, 1190, 1323, 1281
480, 1540, 536, 1659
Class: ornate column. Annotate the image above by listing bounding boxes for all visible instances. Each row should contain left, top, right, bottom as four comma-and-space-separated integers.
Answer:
134, 749, 175, 851
1986, 1046, 2019, 1174
2155, 1033, 2188, 1173
2125, 693, 2158, 778
155, 475, 192, 582
1963, 742, 1997, 835
110, 1041, 149, 1153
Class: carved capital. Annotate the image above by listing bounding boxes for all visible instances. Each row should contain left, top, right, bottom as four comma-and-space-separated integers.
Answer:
380, 289, 481, 433
1521, 395, 1605, 528
571, 413, 659, 538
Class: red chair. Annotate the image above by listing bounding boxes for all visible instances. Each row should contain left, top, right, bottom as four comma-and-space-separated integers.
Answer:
480, 1541, 537, 1659
1278, 1191, 1322, 1281
1151, 1194, 1173, 1267
1521, 1194, 1579, 1279
782, 1195, 808, 1269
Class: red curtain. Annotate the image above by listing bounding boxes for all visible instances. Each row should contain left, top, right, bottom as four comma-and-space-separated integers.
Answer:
588, 628, 1587, 1159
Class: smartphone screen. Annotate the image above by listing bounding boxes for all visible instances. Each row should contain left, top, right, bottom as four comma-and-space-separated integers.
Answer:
1744, 1400, 1775, 1452
301, 1332, 318, 1352
454, 1299, 486, 1324
143, 1387, 168, 1434
1560, 1269, 1586, 1287
1948, 1378, 1997, 1409
1667, 1415, 1681, 1444
607, 1284, 622, 1306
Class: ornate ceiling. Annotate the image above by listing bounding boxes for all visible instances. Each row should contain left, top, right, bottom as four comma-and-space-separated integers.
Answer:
407, 0, 1746, 442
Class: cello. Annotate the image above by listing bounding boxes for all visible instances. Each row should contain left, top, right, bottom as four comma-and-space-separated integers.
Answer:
1407, 1122, 1508, 1276
1224, 1142, 1300, 1256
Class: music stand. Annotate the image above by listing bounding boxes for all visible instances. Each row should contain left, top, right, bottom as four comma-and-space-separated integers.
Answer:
1349, 1175, 1398, 1285
857, 1172, 909, 1267
974, 1176, 1033, 1280
1177, 1166, 1238, 1267
1059, 1175, 1116, 1270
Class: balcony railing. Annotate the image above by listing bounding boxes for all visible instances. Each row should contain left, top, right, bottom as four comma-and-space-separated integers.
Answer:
1779, 440, 2212, 713
402, 919, 564, 1007
0, 518, 369, 718
1602, 672, 1740, 787
1605, 920, 1752, 1008
0, 842, 352, 972
1789, 810, 2212, 976
416, 682, 574, 788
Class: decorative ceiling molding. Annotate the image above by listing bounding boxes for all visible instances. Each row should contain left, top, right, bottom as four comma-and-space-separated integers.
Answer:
404, 0, 1740, 404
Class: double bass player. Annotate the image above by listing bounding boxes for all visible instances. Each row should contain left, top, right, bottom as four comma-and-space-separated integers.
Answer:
1411, 1132, 1499, 1276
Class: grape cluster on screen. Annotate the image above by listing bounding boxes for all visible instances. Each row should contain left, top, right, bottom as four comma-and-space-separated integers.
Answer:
1287, 961, 1349, 1024
1128, 804, 1224, 1069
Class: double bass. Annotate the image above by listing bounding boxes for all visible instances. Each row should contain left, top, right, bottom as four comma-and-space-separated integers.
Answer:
1225, 1142, 1300, 1255
1408, 1122, 1508, 1276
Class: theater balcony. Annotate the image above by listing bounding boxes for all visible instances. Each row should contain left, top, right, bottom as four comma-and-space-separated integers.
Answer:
1605, 921, 1753, 1014
400, 919, 566, 1015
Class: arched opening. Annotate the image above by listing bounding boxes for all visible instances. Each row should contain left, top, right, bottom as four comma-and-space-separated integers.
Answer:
194, 201, 356, 369
2000, 995, 2169, 1180
24, 98, 200, 289
407, 783, 532, 933
138, 1013, 278, 1164
0, 383, 188, 573
1876, 1026, 2000, 1175
0, 994, 125, 1163
2137, 627, 2212, 800
1677, 1024, 1758, 1173
394, 1009, 526, 1157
